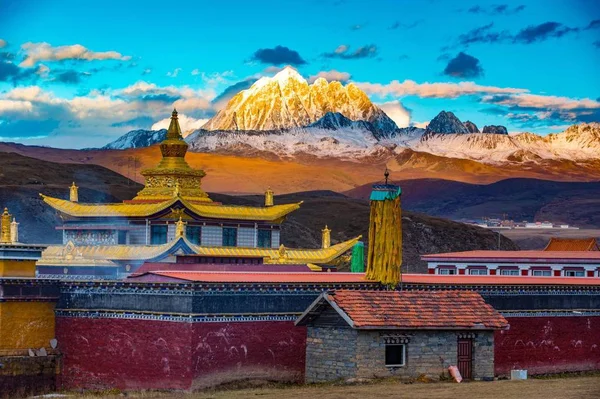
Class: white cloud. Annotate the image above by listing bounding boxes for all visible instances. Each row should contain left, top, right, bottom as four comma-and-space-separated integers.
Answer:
167, 68, 182, 78
377, 101, 410, 127
0, 99, 33, 114
308, 70, 352, 83
191, 69, 200, 76
356, 79, 527, 99
19, 42, 130, 67
151, 113, 209, 134
36, 64, 50, 77
412, 121, 429, 129
0, 39, 6, 48
335, 45, 348, 54
482, 93, 600, 110
142, 68, 152, 75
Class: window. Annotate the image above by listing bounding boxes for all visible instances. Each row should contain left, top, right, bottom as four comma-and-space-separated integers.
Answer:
385, 344, 406, 367
150, 225, 167, 245
564, 270, 585, 277
117, 230, 127, 244
438, 268, 456, 275
257, 229, 272, 248
500, 269, 519, 276
532, 270, 551, 276
469, 269, 488, 275
187, 226, 201, 245
222, 227, 237, 247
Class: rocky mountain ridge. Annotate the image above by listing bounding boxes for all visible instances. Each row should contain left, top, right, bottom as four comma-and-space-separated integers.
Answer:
202, 67, 399, 139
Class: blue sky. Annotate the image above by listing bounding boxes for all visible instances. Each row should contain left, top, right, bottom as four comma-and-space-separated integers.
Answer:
0, 0, 599, 148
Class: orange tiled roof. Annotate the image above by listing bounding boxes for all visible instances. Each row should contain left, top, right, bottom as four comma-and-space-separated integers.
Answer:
544, 237, 599, 251
321, 290, 507, 330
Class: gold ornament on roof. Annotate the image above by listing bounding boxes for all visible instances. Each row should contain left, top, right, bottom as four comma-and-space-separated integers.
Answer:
10, 217, 19, 244
134, 109, 211, 202
278, 244, 287, 259
70, 182, 79, 202
322, 225, 331, 249
265, 187, 274, 207
175, 216, 187, 238
0, 208, 11, 243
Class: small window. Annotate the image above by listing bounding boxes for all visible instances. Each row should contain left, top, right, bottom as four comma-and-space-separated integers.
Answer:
117, 230, 127, 244
469, 269, 488, 275
222, 227, 237, 247
532, 270, 551, 276
564, 270, 584, 277
500, 269, 519, 276
438, 268, 456, 275
187, 226, 201, 245
150, 225, 168, 245
385, 344, 406, 367
257, 229, 272, 248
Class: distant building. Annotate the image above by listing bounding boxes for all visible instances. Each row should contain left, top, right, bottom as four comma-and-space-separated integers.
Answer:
544, 237, 599, 252
423, 250, 600, 277
296, 290, 507, 383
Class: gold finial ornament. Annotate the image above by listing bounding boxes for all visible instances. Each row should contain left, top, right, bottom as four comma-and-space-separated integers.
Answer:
0, 208, 11, 243
173, 182, 181, 197
278, 244, 287, 259
70, 182, 79, 202
134, 109, 210, 201
10, 217, 19, 244
265, 187, 274, 207
175, 216, 187, 238
322, 225, 331, 249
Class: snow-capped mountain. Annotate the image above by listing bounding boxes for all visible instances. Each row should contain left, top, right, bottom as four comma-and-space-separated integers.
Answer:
201, 67, 399, 139
425, 111, 470, 134
102, 129, 167, 150
416, 122, 600, 163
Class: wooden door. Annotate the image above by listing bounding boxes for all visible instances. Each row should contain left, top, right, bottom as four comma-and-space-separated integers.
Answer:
457, 338, 473, 380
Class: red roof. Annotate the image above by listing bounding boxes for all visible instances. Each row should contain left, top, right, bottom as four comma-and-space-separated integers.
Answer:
126, 271, 600, 286
128, 271, 372, 284
544, 238, 599, 251
401, 274, 600, 286
422, 250, 600, 262
299, 290, 507, 330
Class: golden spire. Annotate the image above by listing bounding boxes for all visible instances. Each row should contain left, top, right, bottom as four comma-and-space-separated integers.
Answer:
1, 208, 11, 243
70, 182, 79, 202
322, 225, 331, 249
265, 187, 274, 207
134, 109, 210, 202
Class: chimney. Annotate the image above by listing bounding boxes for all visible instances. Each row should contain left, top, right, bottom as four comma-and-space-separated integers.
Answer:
0, 208, 11, 243
70, 182, 79, 202
322, 225, 331, 249
265, 187, 274, 207
10, 217, 19, 244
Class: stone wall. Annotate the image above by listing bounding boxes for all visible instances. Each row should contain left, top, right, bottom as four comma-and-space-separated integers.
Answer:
0, 355, 59, 398
305, 326, 357, 383
305, 327, 495, 383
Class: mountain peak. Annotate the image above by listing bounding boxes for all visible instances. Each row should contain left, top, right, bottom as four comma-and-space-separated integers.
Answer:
202, 68, 398, 137
272, 66, 305, 83
425, 110, 469, 134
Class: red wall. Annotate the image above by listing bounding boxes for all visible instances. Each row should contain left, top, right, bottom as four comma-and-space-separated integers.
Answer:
191, 322, 306, 388
56, 317, 306, 390
495, 316, 600, 376
56, 317, 193, 390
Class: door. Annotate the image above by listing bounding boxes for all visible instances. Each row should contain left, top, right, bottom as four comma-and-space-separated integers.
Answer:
457, 338, 473, 380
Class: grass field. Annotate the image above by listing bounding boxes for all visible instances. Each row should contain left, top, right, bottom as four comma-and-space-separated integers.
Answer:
67, 375, 600, 399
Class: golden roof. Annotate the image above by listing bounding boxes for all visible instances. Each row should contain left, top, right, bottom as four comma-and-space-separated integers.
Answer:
38, 236, 362, 265
40, 194, 301, 221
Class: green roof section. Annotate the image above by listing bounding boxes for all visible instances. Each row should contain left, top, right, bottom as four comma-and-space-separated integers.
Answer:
369, 184, 402, 201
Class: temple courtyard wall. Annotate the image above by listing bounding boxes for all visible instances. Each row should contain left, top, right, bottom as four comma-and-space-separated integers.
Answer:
2, 277, 600, 392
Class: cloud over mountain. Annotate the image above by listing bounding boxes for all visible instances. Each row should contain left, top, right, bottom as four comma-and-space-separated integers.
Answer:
19, 42, 130, 67
323, 45, 378, 59
443, 52, 484, 78
251, 46, 307, 66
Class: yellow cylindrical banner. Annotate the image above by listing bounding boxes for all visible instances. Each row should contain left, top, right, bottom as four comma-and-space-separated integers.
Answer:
366, 185, 402, 285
